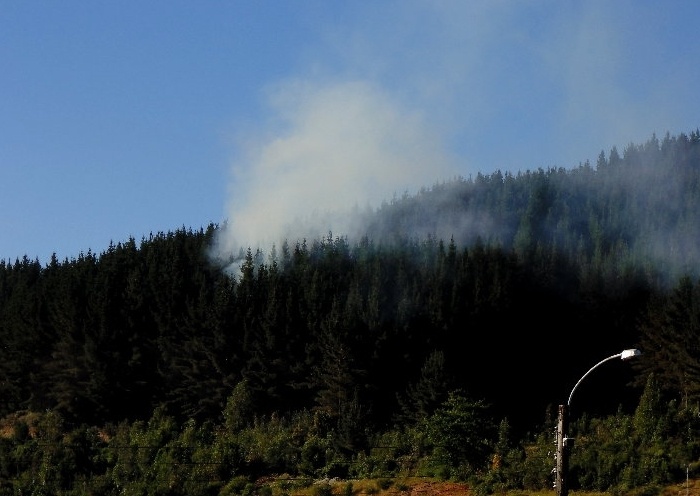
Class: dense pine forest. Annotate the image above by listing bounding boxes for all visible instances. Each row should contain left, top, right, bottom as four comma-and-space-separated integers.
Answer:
2, 130, 700, 494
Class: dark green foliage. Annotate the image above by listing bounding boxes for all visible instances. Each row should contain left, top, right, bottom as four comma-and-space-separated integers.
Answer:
395, 350, 455, 425
224, 379, 255, 432
635, 276, 700, 407
0, 369, 699, 493
422, 390, 496, 477
1, 129, 700, 491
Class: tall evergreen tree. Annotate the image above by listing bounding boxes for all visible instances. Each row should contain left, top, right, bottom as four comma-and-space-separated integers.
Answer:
635, 276, 700, 407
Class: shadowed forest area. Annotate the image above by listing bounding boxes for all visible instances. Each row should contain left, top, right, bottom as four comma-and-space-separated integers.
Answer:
2, 130, 700, 494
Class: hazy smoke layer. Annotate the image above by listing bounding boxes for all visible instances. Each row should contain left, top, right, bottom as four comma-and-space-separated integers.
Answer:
209, 2, 700, 273
211, 80, 458, 264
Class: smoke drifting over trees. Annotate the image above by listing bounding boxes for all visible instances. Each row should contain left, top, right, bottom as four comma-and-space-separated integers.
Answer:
3, 129, 700, 493
210, 80, 458, 266
213, 127, 700, 290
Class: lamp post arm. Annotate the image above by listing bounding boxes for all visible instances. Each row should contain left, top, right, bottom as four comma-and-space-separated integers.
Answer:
567, 352, 622, 406
556, 349, 640, 496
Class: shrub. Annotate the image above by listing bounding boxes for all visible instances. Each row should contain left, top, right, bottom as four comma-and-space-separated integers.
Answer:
343, 481, 354, 496
376, 478, 393, 490
312, 482, 333, 496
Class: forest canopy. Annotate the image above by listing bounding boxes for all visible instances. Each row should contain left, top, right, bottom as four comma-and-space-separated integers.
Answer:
1, 130, 700, 493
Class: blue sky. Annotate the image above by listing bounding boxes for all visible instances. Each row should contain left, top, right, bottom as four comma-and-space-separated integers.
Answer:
2, 1, 700, 265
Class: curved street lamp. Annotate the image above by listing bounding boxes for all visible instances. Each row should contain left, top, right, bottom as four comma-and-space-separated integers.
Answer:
555, 349, 642, 496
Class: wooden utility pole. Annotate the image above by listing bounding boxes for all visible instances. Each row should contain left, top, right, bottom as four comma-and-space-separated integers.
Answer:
555, 404, 569, 496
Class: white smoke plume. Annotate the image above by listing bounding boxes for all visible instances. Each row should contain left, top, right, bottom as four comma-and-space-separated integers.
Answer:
209, 1, 700, 275
210, 79, 459, 266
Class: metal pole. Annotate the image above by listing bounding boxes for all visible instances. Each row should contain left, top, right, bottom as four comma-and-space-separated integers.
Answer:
556, 349, 640, 496
567, 353, 622, 406
555, 404, 569, 496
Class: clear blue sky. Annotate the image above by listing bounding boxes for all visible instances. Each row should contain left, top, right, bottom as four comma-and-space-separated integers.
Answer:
3, 1, 700, 265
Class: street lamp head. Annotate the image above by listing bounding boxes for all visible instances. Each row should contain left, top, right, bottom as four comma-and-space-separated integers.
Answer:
558, 348, 643, 496
620, 349, 642, 361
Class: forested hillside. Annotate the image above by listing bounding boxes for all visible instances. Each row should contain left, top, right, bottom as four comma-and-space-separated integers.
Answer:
2, 130, 700, 493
